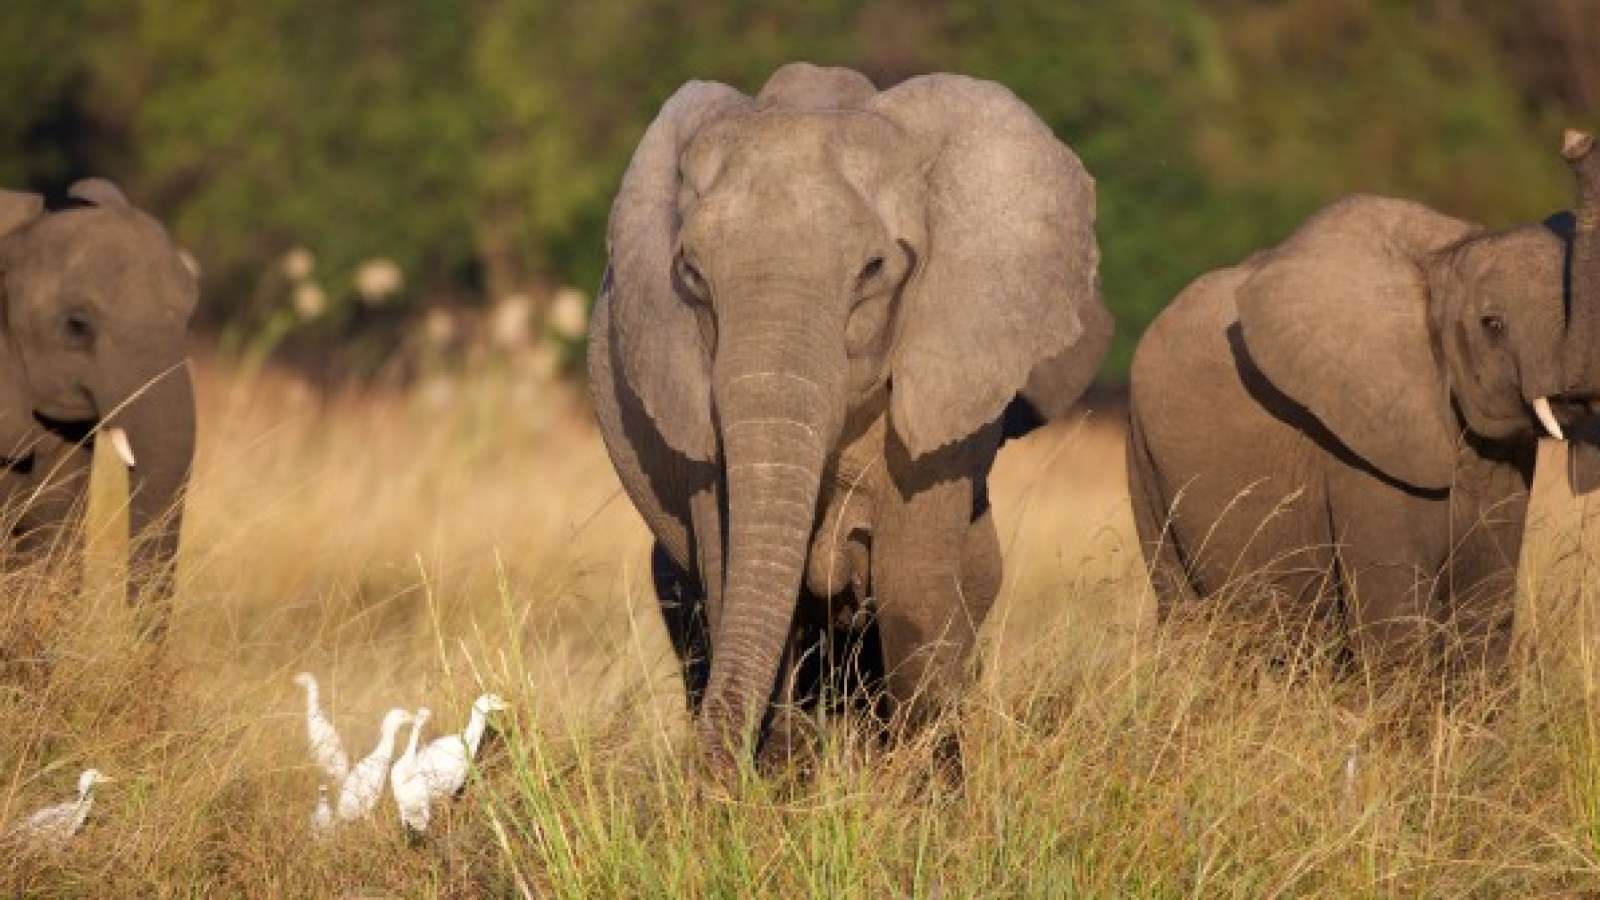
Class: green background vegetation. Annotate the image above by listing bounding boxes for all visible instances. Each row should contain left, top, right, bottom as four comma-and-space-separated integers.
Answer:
3, 0, 1596, 378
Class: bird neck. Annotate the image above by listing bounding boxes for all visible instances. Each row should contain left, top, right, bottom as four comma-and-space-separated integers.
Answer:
404, 719, 426, 758
462, 709, 488, 758
73, 794, 93, 829
301, 681, 319, 713
374, 722, 403, 759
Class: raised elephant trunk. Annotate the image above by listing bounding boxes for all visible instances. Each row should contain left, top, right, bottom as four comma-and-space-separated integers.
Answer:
697, 291, 846, 768
1564, 129, 1600, 393
105, 360, 195, 640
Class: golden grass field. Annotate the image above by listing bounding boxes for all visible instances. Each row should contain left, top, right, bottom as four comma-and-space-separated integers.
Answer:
5, 354, 1600, 896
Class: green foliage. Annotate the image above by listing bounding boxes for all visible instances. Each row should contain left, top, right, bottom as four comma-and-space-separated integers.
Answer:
7, 0, 1596, 378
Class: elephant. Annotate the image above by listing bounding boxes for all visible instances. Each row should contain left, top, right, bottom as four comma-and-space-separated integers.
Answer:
0, 179, 198, 640
588, 63, 1111, 770
1126, 131, 1600, 676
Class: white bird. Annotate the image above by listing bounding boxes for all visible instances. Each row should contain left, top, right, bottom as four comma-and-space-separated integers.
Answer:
293, 672, 350, 783
15, 769, 112, 849
415, 693, 510, 801
337, 708, 413, 821
309, 784, 334, 838
390, 707, 434, 834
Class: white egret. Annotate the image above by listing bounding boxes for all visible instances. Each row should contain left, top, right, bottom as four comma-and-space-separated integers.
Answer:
293, 672, 350, 783
390, 707, 433, 834
337, 708, 412, 821
415, 693, 510, 801
15, 769, 112, 849
309, 784, 334, 839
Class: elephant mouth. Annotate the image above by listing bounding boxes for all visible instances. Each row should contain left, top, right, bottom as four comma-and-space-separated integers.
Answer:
0, 450, 33, 474
32, 412, 137, 468
34, 411, 98, 445
1527, 395, 1600, 442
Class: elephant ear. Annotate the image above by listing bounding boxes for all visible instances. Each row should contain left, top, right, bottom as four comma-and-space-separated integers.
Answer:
0, 191, 43, 450
869, 74, 1100, 459
0, 190, 43, 238
606, 81, 751, 461
1235, 195, 1473, 490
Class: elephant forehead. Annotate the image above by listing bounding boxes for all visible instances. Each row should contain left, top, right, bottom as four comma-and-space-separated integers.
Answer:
680, 112, 907, 250
15, 210, 192, 318
684, 108, 907, 193
1466, 228, 1564, 298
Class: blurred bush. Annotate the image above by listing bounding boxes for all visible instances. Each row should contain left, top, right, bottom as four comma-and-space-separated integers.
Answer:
1, 0, 1595, 380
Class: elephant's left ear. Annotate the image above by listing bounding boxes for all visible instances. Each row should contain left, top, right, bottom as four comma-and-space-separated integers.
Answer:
0, 190, 44, 239
869, 74, 1108, 459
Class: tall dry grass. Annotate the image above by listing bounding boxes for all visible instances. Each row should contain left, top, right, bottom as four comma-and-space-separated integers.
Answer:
1, 356, 1599, 896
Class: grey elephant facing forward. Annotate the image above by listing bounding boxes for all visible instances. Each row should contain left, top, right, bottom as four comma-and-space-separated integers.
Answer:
1127, 133, 1600, 675
0, 180, 197, 639
590, 63, 1111, 771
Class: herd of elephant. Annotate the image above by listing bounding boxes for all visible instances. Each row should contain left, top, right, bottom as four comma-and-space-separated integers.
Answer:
2, 61, 1597, 781
588, 63, 1600, 776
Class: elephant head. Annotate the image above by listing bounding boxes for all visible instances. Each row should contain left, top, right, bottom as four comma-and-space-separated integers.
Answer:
0, 179, 197, 632
1235, 191, 1588, 491
603, 63, 1107, 764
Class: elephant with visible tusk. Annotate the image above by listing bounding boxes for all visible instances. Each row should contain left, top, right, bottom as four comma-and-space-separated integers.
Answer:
1127, 130, 1600, 676
589, 63, 1111, 773
0, 179, 197, 640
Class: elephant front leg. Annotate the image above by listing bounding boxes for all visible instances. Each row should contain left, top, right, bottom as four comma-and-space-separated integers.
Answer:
6, 443, 92, 585
1340, 552, 1436, 678
872, 457, 999, 766
651, 542, 711, 712
0, 444, 91, 688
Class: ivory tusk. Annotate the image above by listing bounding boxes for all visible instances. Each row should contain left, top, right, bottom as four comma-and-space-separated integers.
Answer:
106, 427, 137, 468
1533, 397, 1565, 441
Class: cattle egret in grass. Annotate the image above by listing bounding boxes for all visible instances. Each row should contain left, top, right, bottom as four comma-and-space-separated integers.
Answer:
390, 707, 434, 834
309, 784, 334, 839
294, 672, 351, 783
337, 708, 413, 821
415, 693, 510, 801
15, 769, 112, 849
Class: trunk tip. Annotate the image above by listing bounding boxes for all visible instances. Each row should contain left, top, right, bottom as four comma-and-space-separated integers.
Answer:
1563, 129, 1595, 163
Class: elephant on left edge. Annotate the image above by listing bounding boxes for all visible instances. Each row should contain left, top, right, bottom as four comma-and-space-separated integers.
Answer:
0, 179, 197, 640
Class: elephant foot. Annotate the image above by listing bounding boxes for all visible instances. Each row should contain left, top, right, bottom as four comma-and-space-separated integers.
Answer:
755, 703, 825, 779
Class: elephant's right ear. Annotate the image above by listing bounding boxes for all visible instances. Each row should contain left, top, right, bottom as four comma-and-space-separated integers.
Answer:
1235, 195, 1473, 490
605, 81, 750, 461
0, 190, 43, 240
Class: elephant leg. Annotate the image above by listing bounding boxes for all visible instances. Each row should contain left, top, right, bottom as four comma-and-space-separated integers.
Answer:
874, 426, 1001, 758
1126, 408, 1198, 620
1440, 556, 1515, 678
1438, 481, 1527, 677
1328, 469, 1453, 678
759, 606, 828, 773
1337, 541, 1437, 678
651, 542, 711, 712
9, 441, 92, 585
0, 443, 90, 688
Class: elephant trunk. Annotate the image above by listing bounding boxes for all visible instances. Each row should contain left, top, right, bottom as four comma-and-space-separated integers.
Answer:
104, 360, 195, 640
1564, 129, 1600, 392
696, 287, 845, 770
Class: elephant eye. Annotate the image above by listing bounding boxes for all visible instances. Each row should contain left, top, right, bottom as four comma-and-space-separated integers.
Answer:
858, 256, 885, 284
62, 311, 93, 344
1480, 314, 1505, 336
